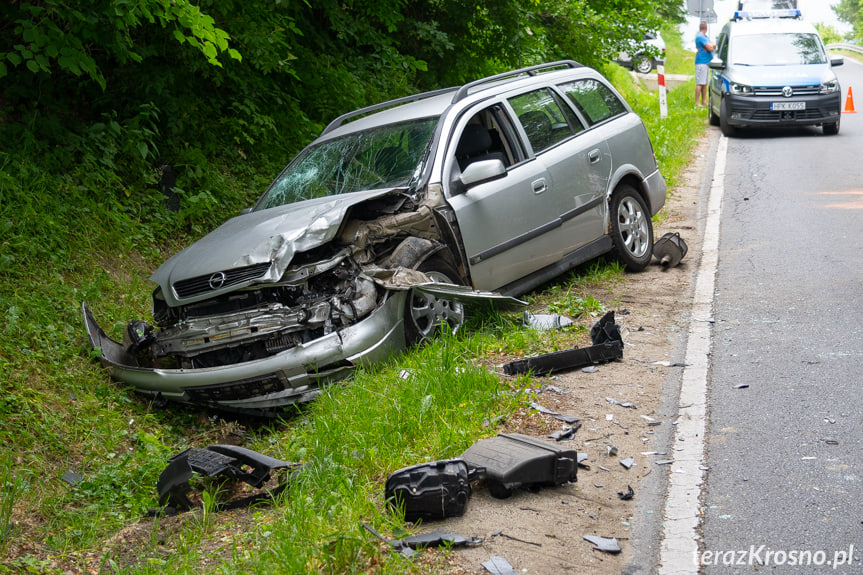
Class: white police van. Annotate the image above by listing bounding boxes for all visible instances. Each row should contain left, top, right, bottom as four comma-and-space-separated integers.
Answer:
707, 8, 844, 136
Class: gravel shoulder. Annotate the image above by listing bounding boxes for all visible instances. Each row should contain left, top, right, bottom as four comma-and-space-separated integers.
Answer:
440, 133, 715, 575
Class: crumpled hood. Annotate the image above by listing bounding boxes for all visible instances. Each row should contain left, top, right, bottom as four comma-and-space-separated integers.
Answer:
725, 63, 835, 88
152, 188, 398, 307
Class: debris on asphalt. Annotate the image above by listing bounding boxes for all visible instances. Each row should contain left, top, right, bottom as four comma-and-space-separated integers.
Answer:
583, 534, 622, 554
652, 231, 689, 268
620, 457, 635, 470
618, 485, 635, 500
582, 365, 599, 373
482, 555, 518, 575
606, 397, 637, 409
491, 530, 542, 547
734, 383, 749, 389
655, 459, 674, 466
522, 311, 574, 330
606, 445, 618, 457
385, 459, 481, 522
529, 402, 581, 424
577, 452, 590, 469
823, 438, 839, 445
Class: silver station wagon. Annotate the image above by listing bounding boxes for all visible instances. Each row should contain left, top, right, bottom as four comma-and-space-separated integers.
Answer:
84, 60, 666, 414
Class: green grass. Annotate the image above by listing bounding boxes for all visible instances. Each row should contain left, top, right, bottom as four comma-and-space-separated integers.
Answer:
0, 32, 711, 574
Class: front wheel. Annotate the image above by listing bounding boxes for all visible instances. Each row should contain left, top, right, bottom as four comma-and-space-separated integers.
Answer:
404, 256, 465, 344
823, 117, 840, 135
708, 93, 720, 126
719, 97, 737, 137
610, 185, 654, 272
634, 55, 653, 74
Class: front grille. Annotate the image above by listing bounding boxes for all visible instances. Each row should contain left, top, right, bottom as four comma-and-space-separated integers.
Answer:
754, 85, 820, 97
185, 373, 285, 402
173, 262, 271, 299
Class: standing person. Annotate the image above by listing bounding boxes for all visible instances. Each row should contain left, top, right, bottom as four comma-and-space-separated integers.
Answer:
695, 21, 715, 107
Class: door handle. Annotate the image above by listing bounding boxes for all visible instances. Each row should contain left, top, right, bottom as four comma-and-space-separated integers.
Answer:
532, 178, 547, 194
588, 149, 601, 164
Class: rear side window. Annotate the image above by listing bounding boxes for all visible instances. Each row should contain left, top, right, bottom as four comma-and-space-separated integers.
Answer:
558, 79, 626, 126
508, 88, 582, 154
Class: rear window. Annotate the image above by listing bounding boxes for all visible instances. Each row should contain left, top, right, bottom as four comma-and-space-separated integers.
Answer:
558, 79, 626, 126
731, 33, 826, 66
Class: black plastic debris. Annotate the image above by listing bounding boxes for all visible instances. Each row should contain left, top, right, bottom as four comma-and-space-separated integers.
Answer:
529, 402, 581, 425
618, 485, 635, 500
503, 312, 623, 376
155, 444, 298, 512
461, 433, 578, 499
482, 555, 518, 575
548, 426, 579, 441
362, 522, 481, 556
385, 458, 481, 522
652, 232, 688, 268
584, 534, 622, 553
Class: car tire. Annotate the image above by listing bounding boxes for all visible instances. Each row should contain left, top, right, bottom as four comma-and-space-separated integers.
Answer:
708, 93, 720, 126
823, 117, 840, 135
610, 185, 654, 272
404, 256, 465, 344
634, 55, 653, 74
719, 97, 737, 137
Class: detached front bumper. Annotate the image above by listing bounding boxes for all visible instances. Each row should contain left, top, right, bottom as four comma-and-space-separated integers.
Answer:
83, 286, 525, 414
724, 92, 842, 128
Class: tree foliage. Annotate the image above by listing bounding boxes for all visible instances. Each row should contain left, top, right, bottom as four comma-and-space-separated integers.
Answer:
0, 0, 683, 210
833, 0, 863, 41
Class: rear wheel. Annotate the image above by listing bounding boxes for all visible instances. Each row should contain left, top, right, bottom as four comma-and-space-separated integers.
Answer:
404, 256, 465, 344
610, 185, 654, 272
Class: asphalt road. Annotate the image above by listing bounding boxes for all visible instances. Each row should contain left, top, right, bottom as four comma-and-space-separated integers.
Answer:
700, 59, 863, 572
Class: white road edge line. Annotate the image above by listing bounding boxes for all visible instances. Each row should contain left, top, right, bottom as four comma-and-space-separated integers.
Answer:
657, 134, 727, 575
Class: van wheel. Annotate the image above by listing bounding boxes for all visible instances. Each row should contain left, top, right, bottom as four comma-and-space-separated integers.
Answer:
404, 256, 465, 344
708, 94, 720, 126
610, 185, 654, 272
823, 118, 840, 135
719, 97, 737, 137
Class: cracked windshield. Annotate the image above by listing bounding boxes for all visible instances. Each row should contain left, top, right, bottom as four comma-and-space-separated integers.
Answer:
258, 117, 438, 209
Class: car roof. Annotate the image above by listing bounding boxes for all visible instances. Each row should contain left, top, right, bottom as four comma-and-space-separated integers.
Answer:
318, 61, 591, 141
726, 17, 819, 37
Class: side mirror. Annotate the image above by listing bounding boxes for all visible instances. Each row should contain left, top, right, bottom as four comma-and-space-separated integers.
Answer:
460, 159, 507, 188
708, 57, 725, 70
831, 56, 844, 67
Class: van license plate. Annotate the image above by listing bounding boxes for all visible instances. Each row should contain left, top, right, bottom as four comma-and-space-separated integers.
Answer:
771, 102, 805, 111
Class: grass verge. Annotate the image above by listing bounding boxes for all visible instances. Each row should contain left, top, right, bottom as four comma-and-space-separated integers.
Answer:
0, 48, 710, 574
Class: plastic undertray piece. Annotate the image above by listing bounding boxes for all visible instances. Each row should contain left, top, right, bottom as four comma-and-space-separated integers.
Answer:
461, 433, 578, 498
385, 458, 482, 522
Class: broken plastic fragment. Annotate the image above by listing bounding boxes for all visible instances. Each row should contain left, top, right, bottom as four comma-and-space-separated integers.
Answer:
606, 397, 637, 409
583, 534, 622, 553
361, 523, 481, 552
618, 485, 635, 500
482, 556, 517, 575
620, 457, 635, 469
61, 471, 83, 486
155, 445, 299, 512
548, 426, 579, 441
529, 402, 580, 424
522, 312, 574, 330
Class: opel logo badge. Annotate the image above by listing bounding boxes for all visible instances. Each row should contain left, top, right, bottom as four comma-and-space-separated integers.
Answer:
782, 86, 793, 98
208, 272, 227, 290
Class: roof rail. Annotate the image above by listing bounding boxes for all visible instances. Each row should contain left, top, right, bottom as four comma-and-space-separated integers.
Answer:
322, 87, 458, 135
451, 60, 583, 104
